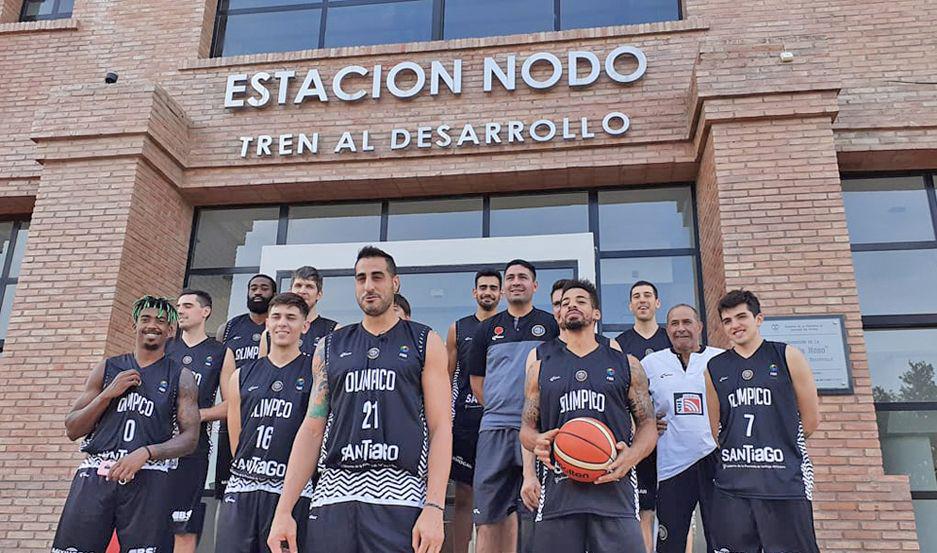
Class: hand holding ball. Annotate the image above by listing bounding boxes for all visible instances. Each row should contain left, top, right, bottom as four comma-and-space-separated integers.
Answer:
552, 417, 618, 483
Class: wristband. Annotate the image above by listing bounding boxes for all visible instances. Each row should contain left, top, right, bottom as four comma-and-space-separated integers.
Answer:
423, 501, 445, 513
143, 445, 153, 461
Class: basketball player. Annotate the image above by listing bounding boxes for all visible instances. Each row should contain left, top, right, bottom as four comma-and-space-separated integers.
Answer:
260, 266, 338, 358
446, 269, 502, 553
468, 259, 559, 553
53, 296, 200, 553
166, 290, 236, 553
614, 280, 671, 550
394, 292, 412, 320
519, 279, 656, 553
705, 289, 820, 553
215, 292, 315, 553
641, 304, 722, 553
268, 246, 451, 553
217, 273, 277, 369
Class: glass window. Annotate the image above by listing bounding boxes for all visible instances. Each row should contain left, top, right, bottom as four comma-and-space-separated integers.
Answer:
598, 187, 695, 250
852, 249, 937, 316
561, 0, 679, 29
220, 8, 321, 57
309, 274, 359, 326
325, 0, 434, 48
20, 0, 73, 21
287, 203, 381, 244
444, 0, 554, 40
534, 267, 577, 314
191, 207, 279, 269
9, 222, 29, 278
912, 500, 937, 553
599, 256, 698, 325
387, 198, 482, 241
843, 177, 935, 244
490, 193, 589, 237
186, 273, 258, 337
867, 329, 937, 403
0, 284, 15, 341
0, 222, 11, 266
877, 410, 937, 491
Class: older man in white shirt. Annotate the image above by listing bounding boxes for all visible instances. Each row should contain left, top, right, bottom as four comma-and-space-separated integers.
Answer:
641, 304, 722, 553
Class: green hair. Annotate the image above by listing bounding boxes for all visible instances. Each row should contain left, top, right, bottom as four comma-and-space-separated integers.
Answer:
132, 295, 179, 326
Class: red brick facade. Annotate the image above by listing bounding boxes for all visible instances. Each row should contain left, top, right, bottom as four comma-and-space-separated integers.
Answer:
1, 0, 934, 549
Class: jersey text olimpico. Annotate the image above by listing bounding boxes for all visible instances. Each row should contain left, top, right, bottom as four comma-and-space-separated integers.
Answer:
312, 320, 431, 508
708, 340, 814, 500
227, 354, 314, 497
79, 354, 181, 472
223, 313, 265, 368
535, 338, 637, 521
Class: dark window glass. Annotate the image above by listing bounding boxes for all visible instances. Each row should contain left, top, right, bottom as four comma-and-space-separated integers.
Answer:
0, 222, 11, 266
287, 203, 381, 244
186, 273, 258, 337
534, 267, 577, 313
220, 8, 321, 57
852, 249, 937, 315
20, 0, 73, 21
599, 256, 698, 325
867, 329, 937, 403
561, 0, 678, 29
0, 284, 15, 341
912, 500, 937, 551
387, 198, 482, 241
309, 274, 359, 326
877, 410, 937, 492
325, 0, 434, 48
490, 193, 588, 237
443, 0, 554, 39
190, 207, 280, 269
9, 222, 29, 278
598, 187, 695, 250
843, 177, 935, 244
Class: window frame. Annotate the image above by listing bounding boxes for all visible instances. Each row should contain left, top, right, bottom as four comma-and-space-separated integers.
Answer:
19, 0, 73, 22
0, 219, 27, 353
210, 0, 682, 57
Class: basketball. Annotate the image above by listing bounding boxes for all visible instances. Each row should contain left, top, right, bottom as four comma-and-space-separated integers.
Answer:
552, 417, 618, 483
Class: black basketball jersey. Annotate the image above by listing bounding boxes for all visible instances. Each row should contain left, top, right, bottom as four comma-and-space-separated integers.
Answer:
614, 325, 671, 360
227, 354, 314, 497
708, 340, 814, 500
299, 316, 338, 357
535, 338, 637, 520
166, 336, 228, 455
312, 319, 431, 508
452, 315, 483, 432
79, 354, 181, 472
223, 313, 265, 369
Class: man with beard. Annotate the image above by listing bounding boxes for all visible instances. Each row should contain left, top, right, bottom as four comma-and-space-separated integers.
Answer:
613, 280, 671, 550
166, 289, 236, 553
216, 292, 315, 553
217, 274, 277, 369
53, 296, 200, 553
268, 246, 451, 553
446, 269, 502, 553
520, 280, 656, 553
261, 267, 338, 358
468, 260, 559, 553
640, 304, 723, 553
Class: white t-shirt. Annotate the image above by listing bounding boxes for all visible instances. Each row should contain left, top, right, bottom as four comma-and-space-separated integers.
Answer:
642, 346, 724, 482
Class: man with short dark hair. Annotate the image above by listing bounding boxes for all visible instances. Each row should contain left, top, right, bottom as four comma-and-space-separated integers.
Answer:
53, 296, 200, 553
614, 280, 671, 550
520, 279, 655, 552
641, 304, 722, 553
394, 292, 412, 320
705, 289, 820, 553
268, 246, 451, 553
447, 269, 502, 553
166, 289, 237, 553
260, 266, 338, 358
469, 259, 559, 553
218, 274, 277, 369
216, 292, 314, 553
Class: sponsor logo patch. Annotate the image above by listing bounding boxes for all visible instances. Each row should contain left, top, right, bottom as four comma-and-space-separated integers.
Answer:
158, 380, 168, 393
295, 378, 305, 391
252, 333, 261, 342
367, 347, 380, 360
531, 324, 545, 337
741, 369, 754, 381
606, 367, 616, 381
182, 355, 193, 365
768, 363, 779, 377
674, 392, 704, 415
575, 370, 588, 382
271, 380, 284, 392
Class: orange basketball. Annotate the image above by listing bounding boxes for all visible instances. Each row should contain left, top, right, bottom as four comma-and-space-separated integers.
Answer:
552, 417, 618, 483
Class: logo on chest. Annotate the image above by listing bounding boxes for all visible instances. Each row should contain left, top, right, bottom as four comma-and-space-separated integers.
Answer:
673, 392, 703, 415
492, 326, 505, 341
531, 324, 546, 337
367, 347, 380, 360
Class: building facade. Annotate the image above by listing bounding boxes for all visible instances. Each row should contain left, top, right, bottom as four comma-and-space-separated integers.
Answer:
0, 0, 935, 550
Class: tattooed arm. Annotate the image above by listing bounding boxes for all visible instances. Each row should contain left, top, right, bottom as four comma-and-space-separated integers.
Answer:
594, 354, 658, 485
268, 343, 330, 553
519, 348, 552, 510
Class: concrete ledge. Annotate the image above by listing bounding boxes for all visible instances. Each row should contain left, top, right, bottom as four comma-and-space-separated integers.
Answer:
0, 17, 77, 35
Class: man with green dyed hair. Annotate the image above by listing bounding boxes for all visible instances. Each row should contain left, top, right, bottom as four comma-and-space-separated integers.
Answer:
53, 295, 201, 553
